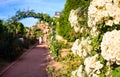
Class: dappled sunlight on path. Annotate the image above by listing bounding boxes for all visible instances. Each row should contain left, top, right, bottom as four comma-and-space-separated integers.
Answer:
0, 44, 51, 77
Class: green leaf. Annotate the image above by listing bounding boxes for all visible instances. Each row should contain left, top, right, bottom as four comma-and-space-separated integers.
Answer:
112, 66, 120, 77
100, 73, 105, 77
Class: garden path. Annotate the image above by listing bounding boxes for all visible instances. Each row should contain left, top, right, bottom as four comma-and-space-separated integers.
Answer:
0, 43, 50, 77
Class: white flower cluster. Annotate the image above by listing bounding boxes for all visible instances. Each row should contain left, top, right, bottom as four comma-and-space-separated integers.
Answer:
101, 30, 120, 65
90, 26, 100, 37
71, 54, 103, 77
71, 65, 86, 77
84, 54, 103, 76
69, 9, 79, 32
88, 0, 120, 27
71, 37, 92, 58
70, 0, 120, 76
105, 62, 112, 77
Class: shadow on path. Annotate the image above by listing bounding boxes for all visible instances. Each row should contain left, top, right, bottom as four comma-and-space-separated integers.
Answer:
0, 44, 50, 77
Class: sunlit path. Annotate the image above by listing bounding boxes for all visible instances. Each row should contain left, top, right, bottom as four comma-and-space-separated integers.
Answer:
0, 44, 50, 77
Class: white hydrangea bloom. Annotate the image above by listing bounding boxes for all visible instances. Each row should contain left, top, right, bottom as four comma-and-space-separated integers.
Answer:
71, 65, 86, 77
101, 30, 120, 65
69, 9, 80, 32
88, 0, 120, 27
84, 54, 103, 76
71, 37, 93, 58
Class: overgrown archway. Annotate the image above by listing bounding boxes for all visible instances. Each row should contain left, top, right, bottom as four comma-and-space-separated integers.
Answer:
8, 10, 51, 23
0, 10, 52, 61
6, 10, 52, 41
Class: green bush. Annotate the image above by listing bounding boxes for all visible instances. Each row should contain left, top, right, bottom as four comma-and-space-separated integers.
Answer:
51, 41, 62, 58
57, 0, 90, 42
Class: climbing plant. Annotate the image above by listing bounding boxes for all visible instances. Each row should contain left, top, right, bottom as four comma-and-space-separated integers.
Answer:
57, 0, 90, 42
0, 10, 52, 62
8, 10, 51, 24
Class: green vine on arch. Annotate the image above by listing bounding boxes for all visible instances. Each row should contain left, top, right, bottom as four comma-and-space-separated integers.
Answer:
7, 10, 52, 24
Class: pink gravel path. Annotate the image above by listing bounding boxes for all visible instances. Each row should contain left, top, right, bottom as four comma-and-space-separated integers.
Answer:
0, 44, 50, 77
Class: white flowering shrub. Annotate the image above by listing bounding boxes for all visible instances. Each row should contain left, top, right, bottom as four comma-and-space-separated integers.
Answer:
69, 9, 80, 33
71, 65, 86, 77
84, 54, 103, 76
90, 26, 100, 37
88, 0, 120, 27
69, 0, 120, 77
69, 7, 88, 34
69, 7, 100, 38
71, 54, 103, 77
101, 30, 120, 65
71, 37, 93, 58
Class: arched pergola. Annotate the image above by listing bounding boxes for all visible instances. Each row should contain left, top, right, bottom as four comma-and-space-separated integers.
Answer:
7, 10, 51, 23
6, 10, 52, 44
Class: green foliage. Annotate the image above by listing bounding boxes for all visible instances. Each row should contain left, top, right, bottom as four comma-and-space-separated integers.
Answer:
0, 10, 52, 64
49, 51, 82, 77
8, 10, 51, 24
32, 26, 44, 39
0, 19, 37, 62
49, 0, 120, 77
50, 41, 62, 58
0, 20, 4, 33
112, 66, 120, 77
99, 24, 120, 35
99, 55, 105, 64
46, 66, 55, 74
16, 22, 25, 35
57, 0, 90, 42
